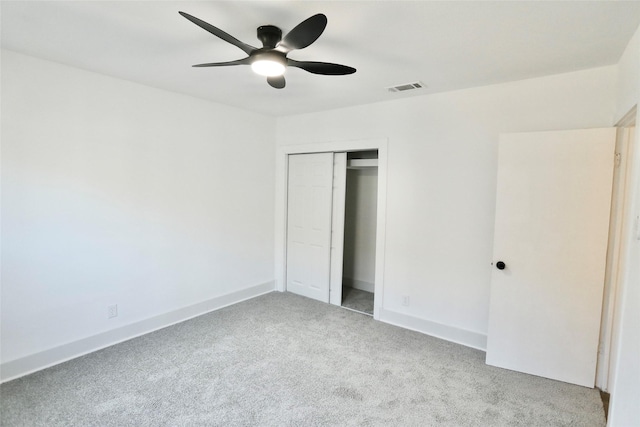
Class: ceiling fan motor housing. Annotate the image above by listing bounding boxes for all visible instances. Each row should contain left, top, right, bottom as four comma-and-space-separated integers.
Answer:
257, 25, 282, 48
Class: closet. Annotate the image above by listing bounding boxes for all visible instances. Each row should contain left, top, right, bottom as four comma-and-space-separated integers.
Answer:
285, 150, 379, 316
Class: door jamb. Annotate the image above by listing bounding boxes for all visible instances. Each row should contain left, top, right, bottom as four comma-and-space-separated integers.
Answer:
275, 138, 388, 319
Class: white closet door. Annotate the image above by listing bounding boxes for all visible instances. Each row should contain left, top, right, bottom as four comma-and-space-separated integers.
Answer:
286, 153, 334, 302
330, 153, 347, 306
486, 128, 615, 387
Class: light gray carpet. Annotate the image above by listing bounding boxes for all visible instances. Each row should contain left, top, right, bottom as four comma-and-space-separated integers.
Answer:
342, 287, 374, 315
1, 292, 605, 426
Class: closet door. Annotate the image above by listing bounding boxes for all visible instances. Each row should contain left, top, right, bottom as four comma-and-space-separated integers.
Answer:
329, 153, 347, 306
286, 153, 334, 302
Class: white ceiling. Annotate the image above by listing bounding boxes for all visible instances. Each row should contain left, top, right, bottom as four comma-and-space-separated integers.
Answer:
3, 1, 640, 117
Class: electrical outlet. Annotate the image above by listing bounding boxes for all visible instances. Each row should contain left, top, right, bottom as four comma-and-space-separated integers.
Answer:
107, 304, 118, 319
402, 295, 410, 306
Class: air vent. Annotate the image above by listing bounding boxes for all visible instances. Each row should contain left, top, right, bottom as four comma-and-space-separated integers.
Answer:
387, 81, 425, 93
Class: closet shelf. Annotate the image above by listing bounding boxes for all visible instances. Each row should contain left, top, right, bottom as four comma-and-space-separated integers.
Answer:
347, 159, 378, 169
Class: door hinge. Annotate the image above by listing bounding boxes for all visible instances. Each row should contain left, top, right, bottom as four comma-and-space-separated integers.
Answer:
615, 152, 622, 168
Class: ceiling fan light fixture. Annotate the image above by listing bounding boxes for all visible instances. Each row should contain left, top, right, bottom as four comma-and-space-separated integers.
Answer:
251, 52, 286, 77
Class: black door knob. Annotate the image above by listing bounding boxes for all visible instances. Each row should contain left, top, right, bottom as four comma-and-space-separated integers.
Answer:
496, 261, 506, 270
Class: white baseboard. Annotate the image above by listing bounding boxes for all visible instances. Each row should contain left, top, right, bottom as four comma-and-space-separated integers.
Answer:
343, 277, 375, 293
0, 281, 275, 383
378, 307, 487, 351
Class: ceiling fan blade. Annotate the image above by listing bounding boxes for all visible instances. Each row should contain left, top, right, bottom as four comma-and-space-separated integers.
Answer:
287, 59, 356, 75
267, 76, 286, 89
179, 11, 257, 55
192, 58, 251, 67
277, 14, 327, 53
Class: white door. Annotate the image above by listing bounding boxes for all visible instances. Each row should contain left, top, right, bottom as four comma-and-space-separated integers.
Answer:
286, 153, 334, 302
486, 128, 616, 387
329, 152, 347, 306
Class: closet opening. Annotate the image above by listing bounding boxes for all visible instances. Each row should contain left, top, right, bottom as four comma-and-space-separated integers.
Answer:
339, 151, 378, 316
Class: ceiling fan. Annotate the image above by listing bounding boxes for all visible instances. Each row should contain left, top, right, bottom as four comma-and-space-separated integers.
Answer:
179, 11, 356, 89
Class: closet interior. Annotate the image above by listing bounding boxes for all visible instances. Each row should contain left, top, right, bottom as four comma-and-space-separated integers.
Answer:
340, 151, 378, 315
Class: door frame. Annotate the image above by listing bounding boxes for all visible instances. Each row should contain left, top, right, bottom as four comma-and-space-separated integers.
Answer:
275, 138, 388, 319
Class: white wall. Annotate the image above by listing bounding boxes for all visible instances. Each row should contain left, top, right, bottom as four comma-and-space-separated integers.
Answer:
343, 168, 378, 290
615, 27, 640, 121
1, 50, 276, 369
608, 25, 640, 427
277, 66, 616, 344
